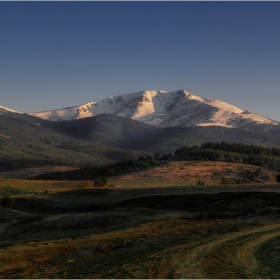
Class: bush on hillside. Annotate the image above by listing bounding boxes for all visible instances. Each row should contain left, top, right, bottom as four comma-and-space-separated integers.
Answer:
1, 192, 12, 207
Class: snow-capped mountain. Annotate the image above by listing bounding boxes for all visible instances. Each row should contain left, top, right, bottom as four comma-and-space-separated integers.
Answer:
27, 90, 278, 133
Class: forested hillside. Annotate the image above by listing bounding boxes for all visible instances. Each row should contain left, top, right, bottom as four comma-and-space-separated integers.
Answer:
42, 114, 280, 153
2, 113, 280, 172
175, 142, 280, 171
0, 116, 146, 170
33, 142, 280, 181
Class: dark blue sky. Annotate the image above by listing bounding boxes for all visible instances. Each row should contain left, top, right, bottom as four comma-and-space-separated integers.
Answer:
1, 2, 280, 120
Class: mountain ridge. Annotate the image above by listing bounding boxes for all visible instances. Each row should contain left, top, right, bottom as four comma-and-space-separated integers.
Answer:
26, 90, 278, 134
1, 90, 279, 138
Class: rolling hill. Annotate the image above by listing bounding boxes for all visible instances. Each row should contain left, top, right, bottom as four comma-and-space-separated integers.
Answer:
41, 114, 280, 154
0, 115, 147, 171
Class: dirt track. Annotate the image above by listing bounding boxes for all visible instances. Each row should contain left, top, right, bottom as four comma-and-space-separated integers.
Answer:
173, 223, 280, 279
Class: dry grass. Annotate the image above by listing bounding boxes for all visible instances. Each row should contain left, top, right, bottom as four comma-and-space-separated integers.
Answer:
0, 161, 280, 278
110, 161, 277, 186
1, 218, 279, 278
0, 178, 94, 196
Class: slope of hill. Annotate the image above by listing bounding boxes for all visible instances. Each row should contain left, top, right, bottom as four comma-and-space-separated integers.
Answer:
0, 116, 147, 171
0, 106, 47, 123
28, 90, 279, 134
41, 114, 280, 154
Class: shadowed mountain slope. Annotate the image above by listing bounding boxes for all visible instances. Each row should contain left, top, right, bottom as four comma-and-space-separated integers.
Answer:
41, 114, 280, 154
0, 116, 147, 170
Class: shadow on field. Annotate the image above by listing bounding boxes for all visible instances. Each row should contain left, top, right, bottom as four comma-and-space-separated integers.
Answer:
2, 187, 280, 246
3, 186, 280, 278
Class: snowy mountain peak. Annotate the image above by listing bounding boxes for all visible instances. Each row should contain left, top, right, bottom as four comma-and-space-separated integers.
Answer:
27, 90, 278, 133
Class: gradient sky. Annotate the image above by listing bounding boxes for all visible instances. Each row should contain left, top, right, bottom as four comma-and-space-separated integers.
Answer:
1, 2, 280, 121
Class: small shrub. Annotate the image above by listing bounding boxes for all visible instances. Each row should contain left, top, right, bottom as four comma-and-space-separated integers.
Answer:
220, 176, 232, 185
107, 169, 116, 176
94, 177, 107, 187
234, 178, 244, 184
196, 177, 205, 186
212, 171, 221, 178
262, 174, 270, 182
43, 189, 48, 195
1, 192, 12, 207
255, 168, 264, 177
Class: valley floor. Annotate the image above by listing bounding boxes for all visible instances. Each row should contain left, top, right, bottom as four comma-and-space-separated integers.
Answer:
2, 216, 280, 279
0, 161, 280, 278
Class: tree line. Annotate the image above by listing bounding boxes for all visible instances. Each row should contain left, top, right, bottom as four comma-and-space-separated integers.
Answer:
174, 142, 280, 171
32, 142, 280, 181
33, 154, 163, 181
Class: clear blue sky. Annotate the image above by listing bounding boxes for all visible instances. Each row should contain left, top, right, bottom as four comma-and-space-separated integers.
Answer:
1, 1, 280, 121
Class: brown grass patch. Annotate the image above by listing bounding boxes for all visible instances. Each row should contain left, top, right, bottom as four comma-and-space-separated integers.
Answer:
110, 161, 277, 186
0, 218, 278, 279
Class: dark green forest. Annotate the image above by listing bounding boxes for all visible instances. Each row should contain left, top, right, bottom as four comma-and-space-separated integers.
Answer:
0, 116, 146, 170
174, 142, 280, 171
33, 154, 162, 180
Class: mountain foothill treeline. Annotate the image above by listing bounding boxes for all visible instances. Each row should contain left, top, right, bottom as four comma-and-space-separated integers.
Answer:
174, 142, 280, 170
41, 114, 280, 153
1, 113, 280, 173
0, 115, 147, 171
33, 142, 280, 181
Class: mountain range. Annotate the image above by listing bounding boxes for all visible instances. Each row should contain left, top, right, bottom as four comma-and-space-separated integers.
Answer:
1, 90, 280, 172
26, 90, 278, 134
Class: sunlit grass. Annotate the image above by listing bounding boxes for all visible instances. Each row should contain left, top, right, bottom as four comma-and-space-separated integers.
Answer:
0, 179, 94, 196
110, 179, 192, 188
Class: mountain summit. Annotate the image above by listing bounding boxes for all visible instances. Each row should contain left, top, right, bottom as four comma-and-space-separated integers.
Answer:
27, 90, 278, 133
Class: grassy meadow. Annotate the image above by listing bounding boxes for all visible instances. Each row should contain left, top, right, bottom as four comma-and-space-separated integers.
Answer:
1, 161, 280, 278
